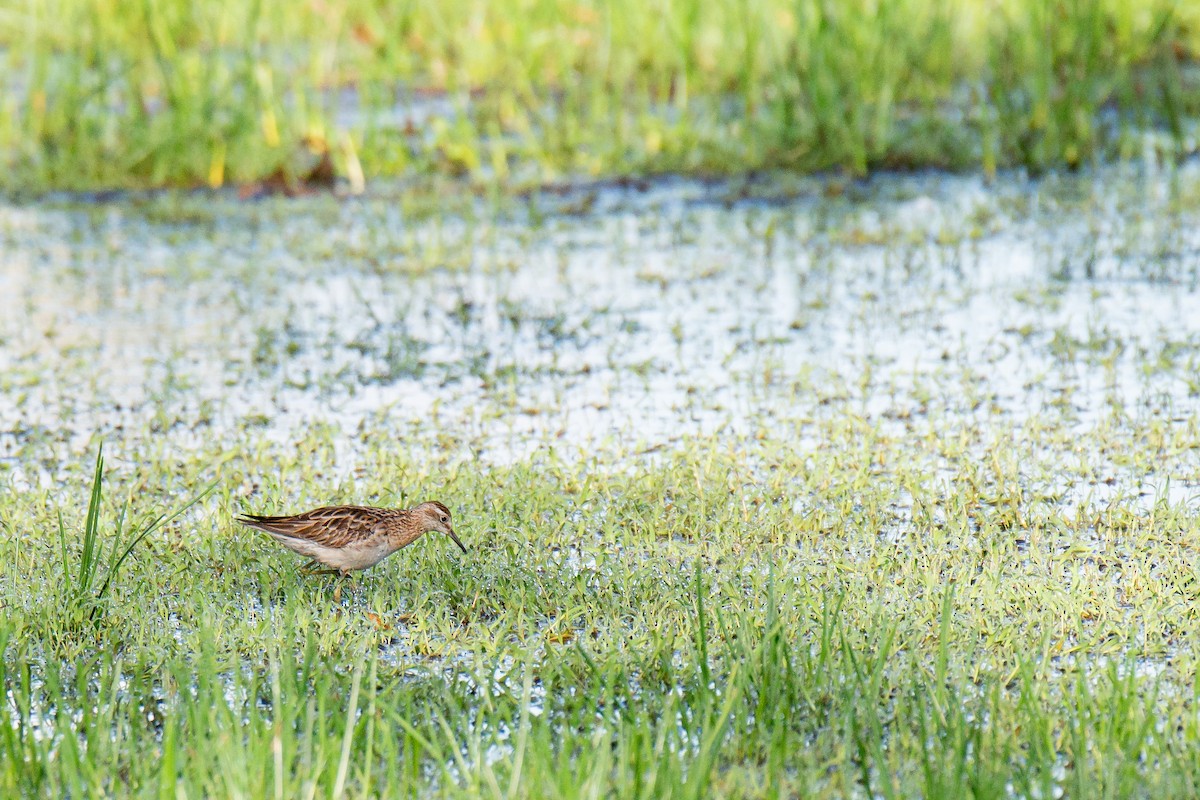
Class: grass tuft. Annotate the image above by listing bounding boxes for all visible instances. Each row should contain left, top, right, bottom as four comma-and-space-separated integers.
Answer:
55, 444, 215, 633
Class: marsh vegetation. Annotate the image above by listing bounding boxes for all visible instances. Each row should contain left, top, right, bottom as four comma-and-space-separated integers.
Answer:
6, 0, 1200, 796
1, 0, 1198, 189
4, 169, 1200, 795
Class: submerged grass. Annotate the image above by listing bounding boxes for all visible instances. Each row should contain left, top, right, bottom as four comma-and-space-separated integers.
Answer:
0, 0, 1197, 190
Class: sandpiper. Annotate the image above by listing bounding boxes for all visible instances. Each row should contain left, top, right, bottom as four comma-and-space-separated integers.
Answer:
238, 501, 465, 575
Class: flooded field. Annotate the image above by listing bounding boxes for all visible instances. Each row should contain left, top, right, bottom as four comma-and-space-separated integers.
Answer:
5, 165, 1200, 796
4, 168, 1200, 471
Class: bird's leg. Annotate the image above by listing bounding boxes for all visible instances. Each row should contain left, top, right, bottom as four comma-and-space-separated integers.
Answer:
331, 571, 356, 604
297, 560, 353, 579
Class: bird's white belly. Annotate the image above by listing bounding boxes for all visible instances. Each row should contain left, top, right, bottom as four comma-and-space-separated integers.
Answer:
272, 534, 395, 571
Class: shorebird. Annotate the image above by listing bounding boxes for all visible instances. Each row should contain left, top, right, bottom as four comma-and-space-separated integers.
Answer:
238, 501, 466, 575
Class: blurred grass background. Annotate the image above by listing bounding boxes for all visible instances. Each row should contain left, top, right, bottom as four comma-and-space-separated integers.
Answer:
0, 0, 1197, 190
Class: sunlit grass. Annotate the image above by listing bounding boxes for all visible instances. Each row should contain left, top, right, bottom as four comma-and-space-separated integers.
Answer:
3, 165, 1200, 795
53, 444, 214, 635
3, 403, 1200, 795
0, 0, 1196, 190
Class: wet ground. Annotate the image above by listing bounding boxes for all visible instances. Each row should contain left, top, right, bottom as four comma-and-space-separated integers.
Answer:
2, 166, 1200, 500
7, 167, 1200, 796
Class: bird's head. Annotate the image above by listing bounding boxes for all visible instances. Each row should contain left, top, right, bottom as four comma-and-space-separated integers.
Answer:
414, 501, 466, 554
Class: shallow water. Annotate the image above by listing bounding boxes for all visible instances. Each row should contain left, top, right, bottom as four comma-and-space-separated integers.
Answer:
6, 166, 1200, 781
2, 166, 1200, 500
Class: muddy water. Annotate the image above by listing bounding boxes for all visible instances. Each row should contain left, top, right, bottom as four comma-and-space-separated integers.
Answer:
2, 168, 1200, 489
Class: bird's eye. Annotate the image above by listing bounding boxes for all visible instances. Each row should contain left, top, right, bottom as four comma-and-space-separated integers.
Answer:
440, 515, 449, 523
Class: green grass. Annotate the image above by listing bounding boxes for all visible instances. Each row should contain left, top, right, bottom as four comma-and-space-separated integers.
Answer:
4, 162, 1200, 795
3, 405, 1200, 797
54, 444, 213, 633
0, 0, 1197, 190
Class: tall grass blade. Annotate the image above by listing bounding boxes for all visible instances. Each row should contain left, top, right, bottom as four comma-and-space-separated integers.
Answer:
80, 443, 105, 595
332, 659, 364, 799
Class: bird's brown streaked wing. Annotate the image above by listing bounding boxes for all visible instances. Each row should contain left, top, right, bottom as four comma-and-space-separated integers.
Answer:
237, 506, 395, 548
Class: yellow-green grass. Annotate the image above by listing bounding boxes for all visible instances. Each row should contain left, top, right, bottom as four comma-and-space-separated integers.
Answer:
0, 0, 1197, 190
3, 405, 1200, 797
4, 164, 1200, 796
